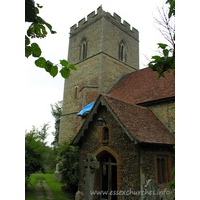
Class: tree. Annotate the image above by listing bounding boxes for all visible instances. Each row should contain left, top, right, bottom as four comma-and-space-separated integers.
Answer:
37, 123, 50, 145
148, 0, 175, 78
25, 128, 46, 187
57, 140, 79, 192
51, 101, 63, 147
25, 0, 77, 78
43, 145, 58, 173
25, 123, 52, 187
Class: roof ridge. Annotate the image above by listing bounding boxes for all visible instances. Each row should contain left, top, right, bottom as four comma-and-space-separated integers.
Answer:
105, 73, 126, 94
103, 94, 147, 110
106, 67, 175, 105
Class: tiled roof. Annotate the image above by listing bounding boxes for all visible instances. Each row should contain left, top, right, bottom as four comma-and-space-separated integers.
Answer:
72, 68, 175, 146
107, 67, 175, 105
103, 95, 175, 145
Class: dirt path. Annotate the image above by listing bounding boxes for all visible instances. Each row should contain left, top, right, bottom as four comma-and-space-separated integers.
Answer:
34, 180, 56, 200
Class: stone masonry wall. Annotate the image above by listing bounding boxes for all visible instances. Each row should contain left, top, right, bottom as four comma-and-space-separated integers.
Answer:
79, 105, 141, 200
59, 6, 139, 143
103, 55, 136, 93
140, 144, 175, 194
147, 101, 175, 133
59, 56, 100, 142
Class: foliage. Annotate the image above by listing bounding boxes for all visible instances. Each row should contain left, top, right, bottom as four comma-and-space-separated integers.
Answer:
57, 140, 79, 192
149, 42, 175, 78
37, 123, 50, 145
168, 167, 175, 190
25, 129, 46, 187
25, 123, 52, 187
43, 146, 58, 173
149, 0, 175, 78
25, 0, 77, 78
51, 101, 63, 147
166, 0, 175, 18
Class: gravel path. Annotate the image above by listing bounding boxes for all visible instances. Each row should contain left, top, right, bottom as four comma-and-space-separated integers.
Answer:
34, 180, 56, 200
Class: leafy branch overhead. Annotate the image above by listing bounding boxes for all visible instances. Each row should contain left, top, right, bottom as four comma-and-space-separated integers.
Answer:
25, 0, 77, 78
149, 0, 175, 78
149, 43, 175, 78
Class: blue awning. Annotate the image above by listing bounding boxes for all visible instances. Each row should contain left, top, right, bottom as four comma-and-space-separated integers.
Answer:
77, 102, 95, 116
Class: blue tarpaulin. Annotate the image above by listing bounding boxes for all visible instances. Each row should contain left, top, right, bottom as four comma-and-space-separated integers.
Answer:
77, 102, 95, 116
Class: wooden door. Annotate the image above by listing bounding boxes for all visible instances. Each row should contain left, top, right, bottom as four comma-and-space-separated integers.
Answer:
101, 153, 117, 200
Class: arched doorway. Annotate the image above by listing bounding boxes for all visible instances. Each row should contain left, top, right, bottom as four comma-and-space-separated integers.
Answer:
100, 152, 117, 200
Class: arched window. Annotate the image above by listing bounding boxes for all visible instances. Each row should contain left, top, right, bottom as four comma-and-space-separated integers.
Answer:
102, 127, 109, 141
74, 86, 78, 99
119, 40, 126, 62
80, 38, 87, 60
101, 126, 110, 145
156, 156, 168, 184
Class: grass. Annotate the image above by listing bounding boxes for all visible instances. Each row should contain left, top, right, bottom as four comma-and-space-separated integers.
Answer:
25, 173, 75, 200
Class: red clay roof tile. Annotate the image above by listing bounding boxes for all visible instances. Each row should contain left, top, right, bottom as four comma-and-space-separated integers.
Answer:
107, 67, 175, 104
103, 95, 175, 144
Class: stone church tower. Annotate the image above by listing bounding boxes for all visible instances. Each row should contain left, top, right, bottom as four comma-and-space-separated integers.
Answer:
59, 6, 139, 143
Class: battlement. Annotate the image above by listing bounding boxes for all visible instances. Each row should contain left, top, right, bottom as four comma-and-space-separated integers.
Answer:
70, 6, 139, 40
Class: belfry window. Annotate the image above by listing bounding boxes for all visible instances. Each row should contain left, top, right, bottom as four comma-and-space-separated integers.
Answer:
80, 39, 87, 60
119, 40, 126, 62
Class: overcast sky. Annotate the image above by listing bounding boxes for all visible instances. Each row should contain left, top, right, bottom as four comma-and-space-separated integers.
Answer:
24, 0, 169, 146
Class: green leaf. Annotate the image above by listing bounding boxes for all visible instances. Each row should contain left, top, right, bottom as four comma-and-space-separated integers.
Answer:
36, 3, 43, 8
60, 60, 68, 67
27, 23, 34, 37
36, 16, 56, 34
163, 49, 169, 57
35, 23, 47, 38
25, 46, 32, 58
31, 43, 42, 57
157, 70, 165, 79
152, 56, 162, 62
35, 57, 46, 68
60, 67, 70, 79
44, 22, 53, 32
25, 35, 30, 46
167, 68, 171, 73
35, 7, 39, 14
50, 66, 58, 77
27, 22, 48, 38
51, 30, 57, 34
36, 16, 45, 24
45, 60, 53, 72
69, 64, 77, 70
158, 43, 168, 49
167, 0, 175, 18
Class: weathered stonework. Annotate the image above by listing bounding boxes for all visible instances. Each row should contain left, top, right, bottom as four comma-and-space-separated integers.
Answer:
79, 106, 140, 200
147, 101, 175, 133
77, 104, 175, 200
59, 6, 139, 142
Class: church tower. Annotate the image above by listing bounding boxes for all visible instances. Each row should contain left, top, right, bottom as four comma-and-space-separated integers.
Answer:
59, 6, 139, 142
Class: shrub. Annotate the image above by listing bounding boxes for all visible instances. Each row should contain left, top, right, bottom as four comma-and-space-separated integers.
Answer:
57, 140, 79, 192
25, 130, 46, 187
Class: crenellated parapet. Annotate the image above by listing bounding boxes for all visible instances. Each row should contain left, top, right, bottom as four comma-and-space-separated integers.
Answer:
70, 5, 139, 40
